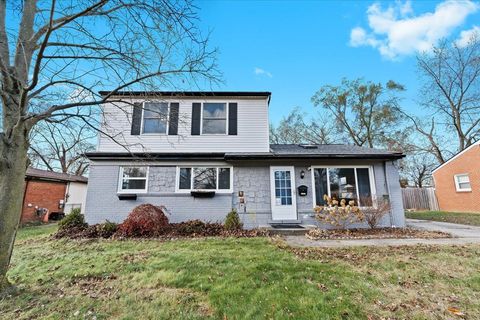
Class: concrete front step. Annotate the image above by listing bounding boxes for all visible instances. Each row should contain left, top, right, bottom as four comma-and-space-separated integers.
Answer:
261, 224, 316, 236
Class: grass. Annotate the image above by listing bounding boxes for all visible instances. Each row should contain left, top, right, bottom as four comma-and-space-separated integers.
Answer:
1, 224, 479, 319
406, 210, 480, 226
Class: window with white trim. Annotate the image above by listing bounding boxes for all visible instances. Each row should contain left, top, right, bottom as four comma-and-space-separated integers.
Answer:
454, 174, 471, 192
202, 103, 227, 134
177, 167, 231, 191
313, 167, 373, 206
142, 102, 168, 134
119, 167, 148, 192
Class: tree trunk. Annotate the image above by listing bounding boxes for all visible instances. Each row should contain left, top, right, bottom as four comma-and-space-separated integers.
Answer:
0, 124, 30, 292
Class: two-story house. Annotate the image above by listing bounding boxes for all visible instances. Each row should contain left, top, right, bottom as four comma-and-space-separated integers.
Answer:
84, 91, 406, 228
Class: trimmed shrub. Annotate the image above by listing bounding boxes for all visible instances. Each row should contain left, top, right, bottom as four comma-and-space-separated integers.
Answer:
224, 209, 243, 231
95, 221, 118, 238
58, 208, 87, 230
117, 204, 169, 237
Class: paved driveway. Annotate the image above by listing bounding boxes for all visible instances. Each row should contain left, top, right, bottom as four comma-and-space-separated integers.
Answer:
406, 218, 480, 238
283, 219, 480, 248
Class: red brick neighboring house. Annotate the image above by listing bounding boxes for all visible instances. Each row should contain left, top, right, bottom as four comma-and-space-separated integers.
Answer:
21, 168, 88, 223
432, 141, 480, 213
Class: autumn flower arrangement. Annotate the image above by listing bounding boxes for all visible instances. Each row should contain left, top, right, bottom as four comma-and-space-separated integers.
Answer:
313, 195, 365, 229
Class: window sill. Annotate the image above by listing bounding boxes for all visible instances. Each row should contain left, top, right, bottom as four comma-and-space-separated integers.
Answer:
455, 189, 472, 193
118, 190, 148, 193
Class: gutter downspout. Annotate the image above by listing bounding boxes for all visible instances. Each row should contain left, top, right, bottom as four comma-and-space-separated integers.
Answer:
383, 160, 395, 227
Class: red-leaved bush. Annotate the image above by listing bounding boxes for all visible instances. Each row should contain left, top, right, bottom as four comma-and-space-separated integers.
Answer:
116, 204, 169, 237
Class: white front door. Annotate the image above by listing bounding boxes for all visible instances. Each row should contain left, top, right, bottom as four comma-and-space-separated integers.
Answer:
270, 166, 297, 220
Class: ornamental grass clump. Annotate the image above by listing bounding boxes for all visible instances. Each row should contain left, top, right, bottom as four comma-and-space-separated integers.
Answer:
314, 195, 365, 229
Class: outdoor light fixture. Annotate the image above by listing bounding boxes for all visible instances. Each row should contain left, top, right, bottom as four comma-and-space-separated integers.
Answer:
300, 170, 305, 179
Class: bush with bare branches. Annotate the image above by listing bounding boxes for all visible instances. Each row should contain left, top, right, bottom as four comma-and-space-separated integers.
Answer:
362, 198, 391, 229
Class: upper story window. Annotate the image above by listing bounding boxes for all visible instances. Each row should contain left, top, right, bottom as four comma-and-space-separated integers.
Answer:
177, 166, 232, 192
142, 102, 168, 134
313, 166, 374, 207
118, 167, 148, 193
454, 173, 471, 192
202, 103, 227, 134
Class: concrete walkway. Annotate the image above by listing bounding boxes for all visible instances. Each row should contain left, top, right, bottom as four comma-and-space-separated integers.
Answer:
283, 219, 480, 248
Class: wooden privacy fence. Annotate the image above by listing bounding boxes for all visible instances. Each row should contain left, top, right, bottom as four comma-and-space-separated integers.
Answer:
402, 188, 439, 211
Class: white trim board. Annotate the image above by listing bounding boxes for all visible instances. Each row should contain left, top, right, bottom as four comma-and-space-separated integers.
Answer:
432, 140, 480, 174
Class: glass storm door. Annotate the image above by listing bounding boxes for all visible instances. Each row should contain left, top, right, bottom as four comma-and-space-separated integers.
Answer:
270, 166, 297, 220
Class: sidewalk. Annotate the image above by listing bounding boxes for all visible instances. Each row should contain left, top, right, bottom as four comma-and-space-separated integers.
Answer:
283, 219, 480, 248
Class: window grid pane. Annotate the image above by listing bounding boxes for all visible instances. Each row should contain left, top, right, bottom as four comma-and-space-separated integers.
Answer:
122, 167, 147, 178
328, 168, 357, 204
143, 102, 168, 133
122, 179, 146, 190
202, 103, 226, 134
179, 168, 191, 189
193, 168, 217, 190
218, 168, 230, 189
274, 170, 292, 206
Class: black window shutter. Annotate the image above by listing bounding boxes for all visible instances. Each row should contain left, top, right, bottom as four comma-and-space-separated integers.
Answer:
191, 103, 201, 135
228, 103, 238, 135
168, 103, 179, 135
131, 102, 142, 135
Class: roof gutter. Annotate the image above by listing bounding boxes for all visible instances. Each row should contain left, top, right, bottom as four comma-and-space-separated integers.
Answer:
85, 152, 404, 161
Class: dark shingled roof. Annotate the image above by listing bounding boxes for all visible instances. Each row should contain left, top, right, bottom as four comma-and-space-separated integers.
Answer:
99, 90, 271, 98
85, 144, 404, 161
270, 144, 403, 157
26, 167, 88, 183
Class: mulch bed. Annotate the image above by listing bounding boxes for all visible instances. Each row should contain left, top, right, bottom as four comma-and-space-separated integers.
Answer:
305, 227, 452, 240
54, 221, 270, 240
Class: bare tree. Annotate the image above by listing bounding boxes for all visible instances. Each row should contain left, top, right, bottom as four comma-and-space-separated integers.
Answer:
0, 0, 218, 291
400, 154, 437, 188
415, 33, 480, 162
270, 107, 336, 145
311, 78, 406, 149
29, 120, 95, 175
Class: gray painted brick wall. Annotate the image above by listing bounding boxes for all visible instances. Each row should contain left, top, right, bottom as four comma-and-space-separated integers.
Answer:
85, 161, 405, 228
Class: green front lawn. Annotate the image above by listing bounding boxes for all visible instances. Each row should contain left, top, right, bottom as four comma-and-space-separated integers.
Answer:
406, 210, 480, 226
2, 224, 480, 319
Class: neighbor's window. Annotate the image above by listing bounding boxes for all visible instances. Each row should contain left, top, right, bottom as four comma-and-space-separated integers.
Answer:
202, 103, 227, 134
119, 167, 148, 192
142, 102, 168, 134
313, 167, 373, 206
454, 174, 471, 192
178, 167, 231, 191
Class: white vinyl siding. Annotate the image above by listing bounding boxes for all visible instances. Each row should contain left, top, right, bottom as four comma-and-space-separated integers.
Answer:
97, 98, 270, 153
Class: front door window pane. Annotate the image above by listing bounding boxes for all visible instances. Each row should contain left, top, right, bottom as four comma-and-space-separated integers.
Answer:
274, 170, 292, 205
